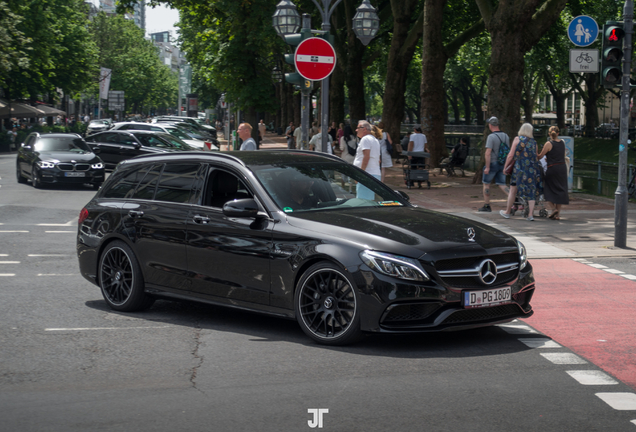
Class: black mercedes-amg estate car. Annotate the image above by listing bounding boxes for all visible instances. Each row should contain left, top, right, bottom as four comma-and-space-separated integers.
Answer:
77, 151, 535, 345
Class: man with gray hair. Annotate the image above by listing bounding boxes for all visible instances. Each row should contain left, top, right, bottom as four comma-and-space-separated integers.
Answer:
353, 120, 381, 200
478, 116, 510, 212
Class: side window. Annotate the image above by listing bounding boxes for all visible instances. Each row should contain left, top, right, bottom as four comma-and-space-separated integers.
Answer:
205, 168, 253, 208
132, 164, 163, 200
150, 126, 164, 132
154, 163, 201, 204
119, 125, 130, 130
102, 166, 149, 199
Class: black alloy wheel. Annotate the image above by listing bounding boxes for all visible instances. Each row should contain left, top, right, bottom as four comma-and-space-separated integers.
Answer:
295, 262, 361, 345
98, 241, 154, 312
31, 165, 42, 188
16, 162, 26, 183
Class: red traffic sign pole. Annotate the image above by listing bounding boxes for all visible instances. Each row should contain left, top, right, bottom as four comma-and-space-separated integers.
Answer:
294, 37, 337, 81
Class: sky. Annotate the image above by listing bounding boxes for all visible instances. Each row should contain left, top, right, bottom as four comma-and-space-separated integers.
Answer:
145, 4, 180, 38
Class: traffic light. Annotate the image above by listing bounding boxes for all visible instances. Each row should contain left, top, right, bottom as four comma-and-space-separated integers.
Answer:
283, 27, 312, 88
601, 21, 625, 88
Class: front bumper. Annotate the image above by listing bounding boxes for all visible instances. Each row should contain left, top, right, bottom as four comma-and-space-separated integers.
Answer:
40, 168, 105, 185
354, 262, 535, 333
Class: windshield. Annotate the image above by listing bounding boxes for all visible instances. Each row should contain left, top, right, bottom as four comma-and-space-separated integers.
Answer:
136, 134, 174, 148
167, 127, 191, 140
250, 162, 407, 213
156, 133, 195, 150
34, 137, 89, 152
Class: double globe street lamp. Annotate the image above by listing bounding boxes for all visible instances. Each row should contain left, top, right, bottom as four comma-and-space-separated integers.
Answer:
272, 0, 379, 152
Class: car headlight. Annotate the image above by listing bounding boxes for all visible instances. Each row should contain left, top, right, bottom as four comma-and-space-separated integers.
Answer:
360, 250, 429, 282
38, 161, 56, 169
517, 240, 528, 270
91, 162, 103, 169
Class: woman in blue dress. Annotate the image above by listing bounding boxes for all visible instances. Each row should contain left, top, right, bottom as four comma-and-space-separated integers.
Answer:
500, 123, 541, 221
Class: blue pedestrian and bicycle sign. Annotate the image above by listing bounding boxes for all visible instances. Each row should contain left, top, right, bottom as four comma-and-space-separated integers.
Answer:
568, 15, 599, 47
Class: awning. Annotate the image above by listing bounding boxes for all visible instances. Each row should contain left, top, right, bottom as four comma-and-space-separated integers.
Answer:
35, 105, 66, 117
0, 101, 45, 119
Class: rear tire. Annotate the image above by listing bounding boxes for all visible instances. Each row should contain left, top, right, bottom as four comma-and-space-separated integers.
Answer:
98, 241, 155, 312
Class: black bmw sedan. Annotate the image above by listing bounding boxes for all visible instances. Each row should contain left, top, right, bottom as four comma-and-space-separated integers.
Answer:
77, 151, 535, 345
16, 133, 105, 189
84, 130, 196, 168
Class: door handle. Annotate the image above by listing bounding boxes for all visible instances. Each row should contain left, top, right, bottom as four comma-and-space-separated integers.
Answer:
193, 215, 210, 224
128, 210, 144, 218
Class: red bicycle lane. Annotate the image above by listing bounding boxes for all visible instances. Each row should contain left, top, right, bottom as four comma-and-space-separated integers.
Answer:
522, 259, 636, 390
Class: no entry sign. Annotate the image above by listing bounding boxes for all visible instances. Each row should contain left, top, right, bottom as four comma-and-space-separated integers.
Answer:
294, 37, 337, 81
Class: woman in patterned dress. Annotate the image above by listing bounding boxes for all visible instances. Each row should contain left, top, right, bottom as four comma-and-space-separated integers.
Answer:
500, 123, 541, 221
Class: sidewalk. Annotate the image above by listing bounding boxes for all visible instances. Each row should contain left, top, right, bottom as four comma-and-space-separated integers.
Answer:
222, 131, 636, 259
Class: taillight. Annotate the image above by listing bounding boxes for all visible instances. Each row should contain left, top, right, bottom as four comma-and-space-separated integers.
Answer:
79, 208, 89, 225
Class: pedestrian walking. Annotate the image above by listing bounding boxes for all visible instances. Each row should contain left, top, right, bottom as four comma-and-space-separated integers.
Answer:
537, 125, 569, 220
339, 125, 357, 164
293, 123, 303, 149
7, 127, 18, 151
285, 122, 295, 149
258, 119, 266, 145
377, 121, 393, 182
407, 126, 427, 188
478, 116, 511, 212
500, 123, 542, 221
238, 122, 257, 151
354, 120, 381, 200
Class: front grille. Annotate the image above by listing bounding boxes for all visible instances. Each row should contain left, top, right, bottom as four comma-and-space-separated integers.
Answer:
382, 303, 442, 323
57, 163, 90, 171
441, 304, 523, 324
433, 252, 519, 288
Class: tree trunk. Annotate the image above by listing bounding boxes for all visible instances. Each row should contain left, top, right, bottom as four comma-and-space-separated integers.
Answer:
343, 0, 367, 125
381, 0, 421, 154
420, 0, 448, 167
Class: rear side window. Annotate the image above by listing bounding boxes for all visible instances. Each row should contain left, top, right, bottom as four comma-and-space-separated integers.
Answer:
102, 166, 149, 199
154, 163, 201, 203
132, 164, 163, 200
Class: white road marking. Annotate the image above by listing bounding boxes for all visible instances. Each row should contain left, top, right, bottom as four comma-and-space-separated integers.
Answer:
567, 370, 618, 385
596, 393, 636, 410
540, 353, 587, 365
603, 268, 625, 274
498, 324, 538, 334
37, 274, 75, 276
0, 274, 16, 277
587, 263, 609, 269
37, 220, 75, 226
28, 254, 72, 257
620, 274, 636, 281
44, 231, 74, 233
0, 261, 20, 264
0, 230, 29, 233
518, 338, 562, 348
45, 326, 171, 331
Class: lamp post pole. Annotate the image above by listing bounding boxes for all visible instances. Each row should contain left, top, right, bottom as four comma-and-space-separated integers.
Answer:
615, 0, 633, 248
310, 0, 344, 153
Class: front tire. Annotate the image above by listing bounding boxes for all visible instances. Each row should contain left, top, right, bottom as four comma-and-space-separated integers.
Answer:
295, 262, 361, 345
31, 165, 43, 188
16, 162, 26, 183
98, 241, 154, 312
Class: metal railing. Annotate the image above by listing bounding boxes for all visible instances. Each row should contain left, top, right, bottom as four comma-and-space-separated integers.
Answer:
574, 159, 635, 195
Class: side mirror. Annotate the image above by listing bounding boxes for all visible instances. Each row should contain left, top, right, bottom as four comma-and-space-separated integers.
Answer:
223, 198, 259, 218
21, 143, 31, 150
92, 146, 101, 154
395, 190, 410, 202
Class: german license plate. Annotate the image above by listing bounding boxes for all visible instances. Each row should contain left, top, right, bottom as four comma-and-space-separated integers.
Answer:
65, 172, 85, 177
463, 287, 511, 308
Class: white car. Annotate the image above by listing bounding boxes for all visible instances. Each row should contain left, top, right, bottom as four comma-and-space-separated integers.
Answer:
110, 122, 218, 151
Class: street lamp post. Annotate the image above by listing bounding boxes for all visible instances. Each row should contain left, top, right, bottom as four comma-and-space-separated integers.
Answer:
273, 0, 379, 153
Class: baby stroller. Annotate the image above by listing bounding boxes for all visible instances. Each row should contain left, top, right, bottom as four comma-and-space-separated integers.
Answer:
401, 151, 431, 189
510, 166, 548, 218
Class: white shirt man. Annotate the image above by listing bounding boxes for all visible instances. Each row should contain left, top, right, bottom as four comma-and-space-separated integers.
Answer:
309, 127, 333, 154
238, 123, 257, 151
353, 121, 381, 200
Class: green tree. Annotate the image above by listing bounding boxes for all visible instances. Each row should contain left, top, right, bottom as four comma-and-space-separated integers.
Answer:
0, 0, 30, 85
1, 0, 98, 102
89, 13, 177, 114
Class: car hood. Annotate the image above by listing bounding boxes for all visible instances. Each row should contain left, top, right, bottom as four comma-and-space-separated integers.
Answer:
285, 206, 518, 260
37, 151, 100, 162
